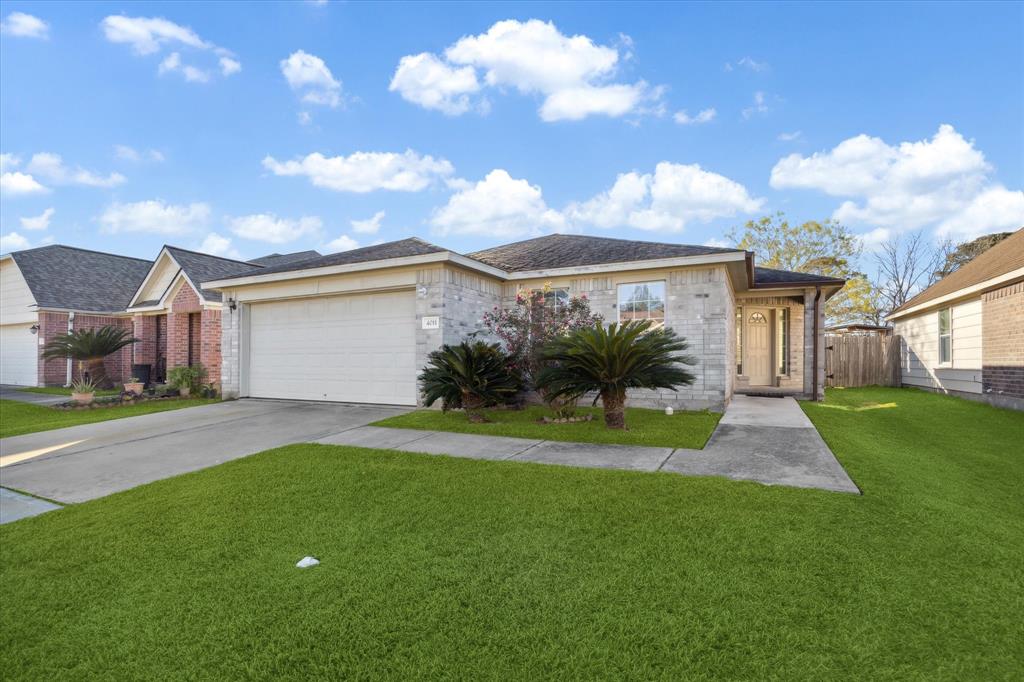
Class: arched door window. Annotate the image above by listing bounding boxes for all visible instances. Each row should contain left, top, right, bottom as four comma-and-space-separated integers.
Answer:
749, 312, 767, 324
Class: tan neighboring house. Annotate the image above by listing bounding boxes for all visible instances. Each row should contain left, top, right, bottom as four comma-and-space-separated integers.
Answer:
888, 228, 1024, 410
204, 234, 846, 411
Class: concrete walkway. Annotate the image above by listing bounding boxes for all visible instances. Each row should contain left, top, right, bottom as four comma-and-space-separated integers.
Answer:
0, 487, 62, 524
0, 385, 67, 405
319, 395, 859, 494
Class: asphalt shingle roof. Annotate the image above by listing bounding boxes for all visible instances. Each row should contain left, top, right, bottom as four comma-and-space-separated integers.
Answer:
9, 245, 152, 313
890, 227, 1024, 315
753, 266, 846, 286
467, 234, 740, 272
163, 247, 264, 302
212, 238, 447, 281
247, 250, 322, 267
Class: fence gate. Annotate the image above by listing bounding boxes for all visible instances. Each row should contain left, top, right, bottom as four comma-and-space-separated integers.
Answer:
825, 334, 902, 388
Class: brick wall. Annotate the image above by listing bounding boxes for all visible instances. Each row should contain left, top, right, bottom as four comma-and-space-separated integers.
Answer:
982, 281, 1024, 400
200, 308, 222, 387
167, 284, 201, 370
36, 311, 133, 386
133, 314, 157, 365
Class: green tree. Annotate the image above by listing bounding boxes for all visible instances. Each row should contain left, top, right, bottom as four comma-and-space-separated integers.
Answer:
729, 212, 874, 323
41, 326, 138, 389
932, 232, 1013, 283
537, 321, 696, 430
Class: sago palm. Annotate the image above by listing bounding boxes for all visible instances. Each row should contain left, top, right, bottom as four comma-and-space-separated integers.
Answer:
537, 321, 696, 430
419, 341, 520, 422
42, 326, 138, 389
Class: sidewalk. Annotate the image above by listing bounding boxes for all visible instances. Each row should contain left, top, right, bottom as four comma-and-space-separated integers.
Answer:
318, 395, 860, 494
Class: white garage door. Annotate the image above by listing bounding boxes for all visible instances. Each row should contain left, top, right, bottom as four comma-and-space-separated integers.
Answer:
247, 290, 417, 405
0, 323, 39, 386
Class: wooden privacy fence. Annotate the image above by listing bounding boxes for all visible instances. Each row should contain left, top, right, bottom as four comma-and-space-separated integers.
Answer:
825, 334, 902, 388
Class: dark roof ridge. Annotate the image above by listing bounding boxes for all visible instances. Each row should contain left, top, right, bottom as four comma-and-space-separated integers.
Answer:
163, 244, 265, 268
8, 243, 152, 264
469, 232, 742, 254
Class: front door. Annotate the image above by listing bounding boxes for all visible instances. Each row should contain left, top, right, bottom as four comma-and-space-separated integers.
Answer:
745, 307, 772, 386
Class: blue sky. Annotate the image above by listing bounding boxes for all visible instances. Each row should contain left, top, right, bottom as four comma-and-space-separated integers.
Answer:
1, 1, 1022, 268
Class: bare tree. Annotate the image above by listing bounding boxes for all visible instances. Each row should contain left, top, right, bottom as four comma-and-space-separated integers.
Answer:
873, 231, 941, 317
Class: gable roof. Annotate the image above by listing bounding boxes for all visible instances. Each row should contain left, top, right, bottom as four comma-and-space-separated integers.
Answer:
248, 250, 321, 267
8, 245, 152, 313
216, 238, 447, 280
753, 266, 846, 287
467, 233, 740, 272
890, 227, 1024, 317
162, 247, 264, 302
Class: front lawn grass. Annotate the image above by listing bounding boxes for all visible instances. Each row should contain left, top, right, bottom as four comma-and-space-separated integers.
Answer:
2, 387, 1022, 679
0, 398, 218, 439
18, 386, 120, 397
372, 404, 721, 449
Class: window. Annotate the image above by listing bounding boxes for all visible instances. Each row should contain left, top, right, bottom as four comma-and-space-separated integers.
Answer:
542, 288, 569, 309
736, 307, 743, 374
938, 307, 952, 364
617, 281, 666, 324
776, 308, 789, 375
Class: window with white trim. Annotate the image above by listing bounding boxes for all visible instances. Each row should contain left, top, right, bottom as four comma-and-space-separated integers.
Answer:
776, 308, 789, 375
617, 282, 666, 324
938, 307, 952, 365
543, 288, 569, 309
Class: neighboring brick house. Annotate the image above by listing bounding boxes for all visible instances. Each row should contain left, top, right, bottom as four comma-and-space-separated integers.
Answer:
204, 234, 846, 412
126, 247, 320, 390
889, 227, 1024, 411
0, 246, 151, 387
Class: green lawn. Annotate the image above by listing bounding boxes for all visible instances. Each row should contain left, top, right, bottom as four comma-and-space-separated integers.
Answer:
372, 404, 721, 449
1, 387, 1022, 679
0, 398, 218, 439
18, 386, 120, 397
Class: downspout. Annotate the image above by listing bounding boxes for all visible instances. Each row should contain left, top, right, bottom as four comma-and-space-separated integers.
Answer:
65, 312, 75, 386
812, 286, 822, 401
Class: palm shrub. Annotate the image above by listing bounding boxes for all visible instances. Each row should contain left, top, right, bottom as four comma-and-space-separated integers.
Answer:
42, 326, 138, 389
537, 321, 697, 430
419, 341, 520, 423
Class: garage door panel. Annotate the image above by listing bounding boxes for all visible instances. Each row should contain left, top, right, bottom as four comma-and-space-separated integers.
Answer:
0, 323, 39, 386
248, 291, 416, 405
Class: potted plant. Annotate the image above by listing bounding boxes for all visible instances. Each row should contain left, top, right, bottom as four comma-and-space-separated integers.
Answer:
42, 326, 139, 389
70, 378, 97, 405
167, 364, 206, 398
124, 376, 145, 395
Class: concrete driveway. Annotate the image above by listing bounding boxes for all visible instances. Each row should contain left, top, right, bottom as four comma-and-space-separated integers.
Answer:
0, 399, 409, 506
0, 384, 67, 405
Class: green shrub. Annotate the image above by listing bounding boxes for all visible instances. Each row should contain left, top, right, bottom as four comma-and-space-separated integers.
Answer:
419, 342, 520, 422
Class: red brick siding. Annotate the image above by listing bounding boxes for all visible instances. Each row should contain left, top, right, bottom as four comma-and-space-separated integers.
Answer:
167, 284, 201, 370
133, 315, 157, 366
163, 283, 221, 389
188, 313, 202, 364
36, 311, 133, 386
982, 281, 1024, 399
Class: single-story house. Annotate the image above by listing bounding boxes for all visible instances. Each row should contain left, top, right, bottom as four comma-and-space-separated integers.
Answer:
0, 245, 151, 386
0, 244, 319, 388
888, 227, 1023, 410
204, 234, 845, 411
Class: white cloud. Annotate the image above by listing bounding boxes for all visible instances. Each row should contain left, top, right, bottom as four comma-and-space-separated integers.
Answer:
219, 56, 241, 76
1, 232, 32, 253
674, 108, 716, 125
770, 124, 1023, 237
115, 145, 164, 162
351, 210, 385, 234
431, 169, 565, 238
389, 52, 480, 115
742, 91, 770, 119
198, 232, 242, 259
281, 50, 342, 108
703, 237, 732, 248
101, 15, 239, 82
777, 131, 802, 142
324, 234, 360, 253
725, 57, 768, 72
262, 150, 454, 193
26, 153, 125, 188
228, 213, 322, 244
297, 111, 313, 126
1, 12, 49, 39
0, 171, 48, 196
393, 19, 663, 122
99, 200, 210, 235
0, 153, 18, 173
566, 162, 763, 232
20, 208, 55, 231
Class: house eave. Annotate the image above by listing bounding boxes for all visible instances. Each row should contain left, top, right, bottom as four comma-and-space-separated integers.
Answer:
501, 251, 748, 281
886, 266, 1024, 321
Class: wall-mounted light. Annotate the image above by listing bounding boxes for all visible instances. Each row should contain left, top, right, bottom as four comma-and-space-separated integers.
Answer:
29, 324, 39, 335
227, 298, 237, 312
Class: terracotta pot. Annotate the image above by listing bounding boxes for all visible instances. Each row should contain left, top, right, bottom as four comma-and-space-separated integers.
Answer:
72, 392, 95, 405
124, 382, 144, 395
178, 386, 191, 398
